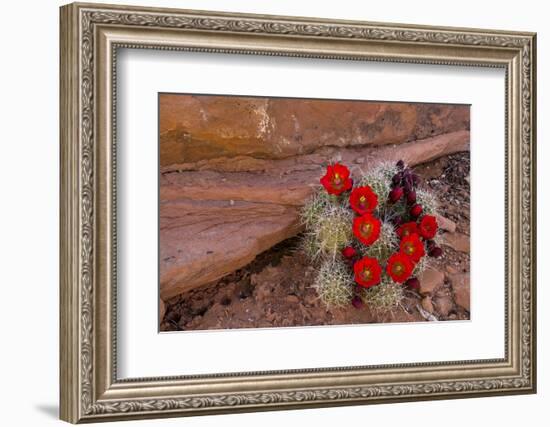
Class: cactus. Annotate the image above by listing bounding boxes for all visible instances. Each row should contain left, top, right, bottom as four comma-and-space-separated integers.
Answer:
416, 188, 439, 215
359, 220, 399, 264
315, 205, 353, 256
302, 160, 444, 313
301, 191, 353, 258
313, 259, 354, 307
412, 256, 429, 277
357, 162, 408, 220
361, 277, 404, 311
300, 189, 333, 230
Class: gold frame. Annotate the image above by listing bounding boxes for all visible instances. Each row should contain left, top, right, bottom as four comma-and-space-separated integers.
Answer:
59, 2, 537, 423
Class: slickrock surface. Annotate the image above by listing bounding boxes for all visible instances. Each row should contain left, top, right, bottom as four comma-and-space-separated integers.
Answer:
160, 95, 469, 167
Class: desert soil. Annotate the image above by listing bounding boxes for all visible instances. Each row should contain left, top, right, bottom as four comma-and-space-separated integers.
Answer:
161, 152, 471, 331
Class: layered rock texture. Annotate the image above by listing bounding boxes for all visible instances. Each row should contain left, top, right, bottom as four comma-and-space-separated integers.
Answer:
159, 94, 470, 301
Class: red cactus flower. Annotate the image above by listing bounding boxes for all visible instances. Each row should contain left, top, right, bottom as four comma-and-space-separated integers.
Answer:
397, 221, 418, 239
341, 246, 357, 259
354, 256, 382, 288
353, 214, 381, 246
386, 252, 414, 283
400, 233, 426, 263
419, 215, 438, 239
410, 204, 423, 218
349, 185, 378, 215
389, 186, 404, 203
320, 163, 353, 195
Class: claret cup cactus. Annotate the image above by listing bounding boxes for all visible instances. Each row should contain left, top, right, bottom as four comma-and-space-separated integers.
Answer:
301, 160, 444, 310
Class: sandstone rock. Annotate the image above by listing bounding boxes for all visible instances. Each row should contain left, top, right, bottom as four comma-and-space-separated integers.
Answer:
161, 130, 470, 175
435, 214, 457, 233
448, 273, 470, 311
160, 200, 301, 300
253, 284, 272, 303
286, 295, 300, 304
418, 268, 445, 294
160, 95, 469, 167
421, 297, 435, 314
442, 232, 470, 253
445, 266, 458, 274
433, 295, 454, 317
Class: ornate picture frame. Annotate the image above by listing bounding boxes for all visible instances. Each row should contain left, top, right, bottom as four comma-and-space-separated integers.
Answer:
60, 2, 536, 423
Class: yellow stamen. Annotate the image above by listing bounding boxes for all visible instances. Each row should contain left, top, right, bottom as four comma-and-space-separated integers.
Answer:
393, 263, 403, 274
359, 195, 366, 203
363, 269, 372, 280
361, 223, 372, 235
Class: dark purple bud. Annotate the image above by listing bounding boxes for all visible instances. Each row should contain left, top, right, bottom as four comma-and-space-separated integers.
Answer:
344, 258, 356, 268
389, 187, 404, 203
351, 296, 364, 309
404, 181, 412, 194
429, 246, 443, 258
406, 190, 417, 204
412, 174, 420, 186
396, 160, 405, 170
392, 215, 403, 226
426, 239, 436, 250
392, 174, 402, 186
405, 277, 420, 289
410, 204, 423, 218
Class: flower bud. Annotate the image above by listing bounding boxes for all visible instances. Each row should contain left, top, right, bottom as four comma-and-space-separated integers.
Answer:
341, 246, 357, 259
405, 277, 420, 289
392, 215, 403, 226
406, 190, 417, 204
412, 174, 420, 186
410, 204, 423, 218
429, 246, 443, 258
392, 174, 402, 186
396, 160, 405, 170
389, 187, 404, 203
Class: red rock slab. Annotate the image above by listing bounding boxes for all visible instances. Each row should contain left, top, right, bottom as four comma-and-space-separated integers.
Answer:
159, 94, 470, 167
160, 199, 301, 300
442, 232, 470, 253
418, 268, 445, 294
435, 213, 457, 233
161, 129, 470, 175
448, 273, 471, 311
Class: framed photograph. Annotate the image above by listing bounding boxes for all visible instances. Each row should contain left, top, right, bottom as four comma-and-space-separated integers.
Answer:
60, 2, 537, 423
